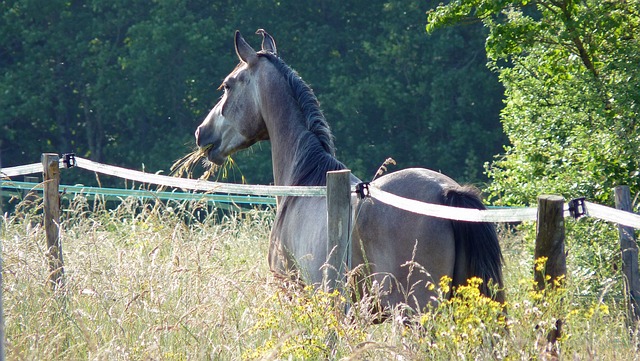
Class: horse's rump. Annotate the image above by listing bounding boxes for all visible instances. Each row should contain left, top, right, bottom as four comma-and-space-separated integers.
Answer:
445, 185, 504, 302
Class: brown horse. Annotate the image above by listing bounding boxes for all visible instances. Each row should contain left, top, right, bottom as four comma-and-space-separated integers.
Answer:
195, 30, 503, 312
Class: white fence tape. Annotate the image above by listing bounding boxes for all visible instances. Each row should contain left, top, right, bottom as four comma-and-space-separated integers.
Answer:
368, 186, 538, 223
74, 157, 326, 197
3, 158, 640, 228
1, 163, 42, 178
585, 201, 640, 229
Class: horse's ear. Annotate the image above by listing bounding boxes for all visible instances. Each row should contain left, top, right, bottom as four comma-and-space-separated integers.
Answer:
256, 29, 277, 55
235, 30, 258, 65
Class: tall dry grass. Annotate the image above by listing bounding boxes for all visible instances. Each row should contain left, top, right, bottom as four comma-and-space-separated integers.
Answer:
2, 195, 639, 360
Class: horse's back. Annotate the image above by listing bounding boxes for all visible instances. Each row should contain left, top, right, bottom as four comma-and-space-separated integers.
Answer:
372, 168, 459, 199
352, 168, 459, 310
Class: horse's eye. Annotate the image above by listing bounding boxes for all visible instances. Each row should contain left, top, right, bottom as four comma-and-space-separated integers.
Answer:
223, 83, 231, 91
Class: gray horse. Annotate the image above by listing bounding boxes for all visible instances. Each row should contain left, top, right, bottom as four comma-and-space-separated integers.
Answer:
195, 30, 504, 312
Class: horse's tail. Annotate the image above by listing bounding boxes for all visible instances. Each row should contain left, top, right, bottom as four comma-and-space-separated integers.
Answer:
445, 185, 504, 303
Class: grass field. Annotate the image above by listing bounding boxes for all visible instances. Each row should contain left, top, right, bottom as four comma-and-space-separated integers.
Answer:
2, 195, 639, 360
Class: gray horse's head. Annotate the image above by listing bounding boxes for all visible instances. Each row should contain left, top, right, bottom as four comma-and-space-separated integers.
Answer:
195, 30, 277, 165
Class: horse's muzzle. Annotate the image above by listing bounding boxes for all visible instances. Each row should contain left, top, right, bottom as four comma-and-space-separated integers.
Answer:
195, 125, 206, 147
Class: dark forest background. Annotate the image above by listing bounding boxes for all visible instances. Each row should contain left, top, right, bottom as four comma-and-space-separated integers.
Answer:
0, 1, 505, 186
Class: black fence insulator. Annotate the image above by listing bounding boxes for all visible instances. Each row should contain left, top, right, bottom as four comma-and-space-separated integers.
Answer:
568, 197, 587, 219
61, 153, 76, 168
355, 182, 371, 199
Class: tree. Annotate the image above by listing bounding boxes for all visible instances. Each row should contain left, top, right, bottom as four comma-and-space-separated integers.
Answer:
1, 1, 505, 187
0, 0, 232, 183
290, 1, 505, 183
429, 0, 640, 206
1, 1, 86, 163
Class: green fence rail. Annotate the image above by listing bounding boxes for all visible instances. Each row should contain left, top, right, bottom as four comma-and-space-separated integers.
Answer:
1, 181, 276, 207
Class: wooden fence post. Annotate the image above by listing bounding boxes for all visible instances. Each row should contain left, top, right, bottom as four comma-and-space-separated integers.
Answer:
0, 150, 5, 361
325, 169, 352, 292
42, 153, 64, 289
614, 185, 640, 321
534, 195, 566, 290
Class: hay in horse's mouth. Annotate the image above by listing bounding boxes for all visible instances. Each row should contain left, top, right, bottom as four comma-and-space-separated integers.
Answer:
171, 144, 218, 179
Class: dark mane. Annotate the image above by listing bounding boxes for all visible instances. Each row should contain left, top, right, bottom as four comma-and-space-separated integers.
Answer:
258, 51, 346, 186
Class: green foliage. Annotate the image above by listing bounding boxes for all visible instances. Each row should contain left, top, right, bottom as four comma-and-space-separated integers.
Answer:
1, 1, 504, 185
429, 0, 640, 206
429, 4, 639, 321
319, 1, 506, 182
